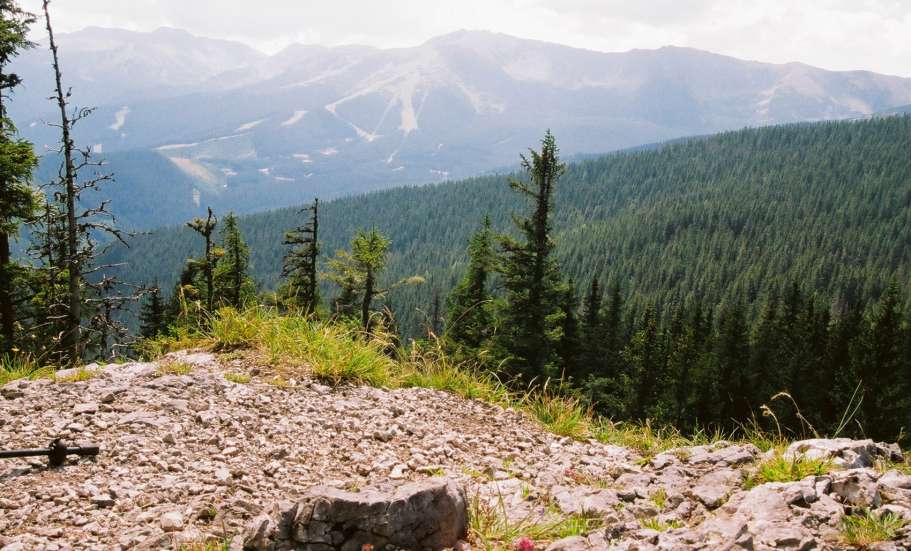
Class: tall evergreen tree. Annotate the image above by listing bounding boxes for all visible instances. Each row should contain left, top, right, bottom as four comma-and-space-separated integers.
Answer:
186, 207, 218, 313
213, 212, 254, 308
0, 0, 36, 353
282, 198, 320, 313
858, 283, 907, 439
138, 286, 165, 339
497, 131, 566, 381
328, 229, 422, 331
623, 305, 664, 420
715, 299, 751, 426
556, 281, 581, 380
579, 278, 604, 379
446, 216, 495, 351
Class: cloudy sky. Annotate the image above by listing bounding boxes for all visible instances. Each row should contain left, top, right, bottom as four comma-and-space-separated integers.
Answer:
21, 0, 911, 76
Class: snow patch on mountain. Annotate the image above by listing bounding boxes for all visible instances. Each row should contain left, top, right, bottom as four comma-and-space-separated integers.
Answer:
280, 110, 308, 126
169, 157, 217, 185
235, 118, 268, 132
109, 106, 130, 131
157, 141, 200, 151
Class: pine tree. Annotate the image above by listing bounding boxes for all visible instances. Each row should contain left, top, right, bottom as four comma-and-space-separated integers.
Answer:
0, 0, 37, 353
428, 287, 441, 337
556, 282, 581, 379
281, 198, 320, 313
329, 229, 388, 330
446, 217, 495, 351
213, 212, 254, 308
138, 286, 165, 339
623, 305, 664, 420
578, 278, 604, 379
186, 207, 218, 313
715, 298, 751, 426
750, 293, 782, 407
858, 283, 906, 439
497, 131, 566, 381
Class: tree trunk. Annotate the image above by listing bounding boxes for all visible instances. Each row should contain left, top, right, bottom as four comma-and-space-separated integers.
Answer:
0, 232, 13, 349
45, 1, 81, 363
362, 269, 374, 331
308, 199, 319, 311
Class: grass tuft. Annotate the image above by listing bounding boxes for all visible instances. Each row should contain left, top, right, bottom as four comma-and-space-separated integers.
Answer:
840, 509, 906, 547
156, 362, 194, 376
0, 353, 53, 385
593, 418, 720, 457
178, 539, 230, 551
54, 366, 100, 383
520, 389, 591, 439
468, 489, 602, 549
744, 451, 833, 489
224, 373, 251, 384
640, 518, 684, 531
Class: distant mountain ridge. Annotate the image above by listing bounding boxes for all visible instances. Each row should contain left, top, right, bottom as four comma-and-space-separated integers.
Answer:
11, 28, 911, 229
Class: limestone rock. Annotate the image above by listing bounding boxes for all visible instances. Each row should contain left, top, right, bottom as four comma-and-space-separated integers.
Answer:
784, 438, 902, 468
160, 510, 184, 532
244, 478, 466, 550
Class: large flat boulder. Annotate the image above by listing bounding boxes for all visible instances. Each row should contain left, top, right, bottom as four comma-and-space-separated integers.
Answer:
241, 478, 466, 551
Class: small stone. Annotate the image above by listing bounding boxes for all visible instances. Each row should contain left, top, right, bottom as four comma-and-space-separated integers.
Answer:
91, 494, 115, 508
73, 402, 98, 414
160, 511, 184, 532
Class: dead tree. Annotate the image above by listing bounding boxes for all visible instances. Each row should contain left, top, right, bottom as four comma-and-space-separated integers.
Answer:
40, 0, 137, 364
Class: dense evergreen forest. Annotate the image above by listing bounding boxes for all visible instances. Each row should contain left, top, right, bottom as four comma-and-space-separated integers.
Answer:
101, 116, 911, 441
109, 116, 911, 336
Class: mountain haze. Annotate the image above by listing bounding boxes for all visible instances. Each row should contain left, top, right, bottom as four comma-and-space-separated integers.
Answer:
11, 28, 911, 228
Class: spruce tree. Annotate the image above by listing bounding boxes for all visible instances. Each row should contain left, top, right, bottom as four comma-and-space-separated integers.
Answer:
281, 198, 320, 313
213, 212, 254, 309
579, 278, 604, 379
623, 305, 664, 420
0, 0, 37, 353
138, 286, 165, 339
497, 131, 566, 381
329, 229, 389, 330
859, 283, 906, 439
186, 207, 218, 312
715, 298, 751, 426
446, 216, 495, 351
556, 282, 581, 380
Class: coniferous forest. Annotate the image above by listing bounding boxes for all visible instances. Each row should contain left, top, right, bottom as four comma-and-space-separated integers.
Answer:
104, 117, 911, 441
1, 0, 910, 445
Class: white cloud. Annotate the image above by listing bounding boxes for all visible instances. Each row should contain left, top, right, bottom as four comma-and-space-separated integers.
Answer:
22, 0, 911, 76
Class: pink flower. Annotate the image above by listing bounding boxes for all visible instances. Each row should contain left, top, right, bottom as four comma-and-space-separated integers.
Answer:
361, 545, 373, 551
515, 536, 535, 551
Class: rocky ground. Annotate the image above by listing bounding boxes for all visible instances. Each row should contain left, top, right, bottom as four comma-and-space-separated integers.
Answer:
1, 351, 910, 551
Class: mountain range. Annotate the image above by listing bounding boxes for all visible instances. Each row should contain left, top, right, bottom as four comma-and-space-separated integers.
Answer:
10, 27, 911, 229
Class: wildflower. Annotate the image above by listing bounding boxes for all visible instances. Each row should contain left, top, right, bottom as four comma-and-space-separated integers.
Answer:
515, 536, 534, 551
361, 545, 373, 551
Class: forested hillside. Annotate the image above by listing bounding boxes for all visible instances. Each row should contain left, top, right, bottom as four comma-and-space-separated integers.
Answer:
108, 115, 911, 336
